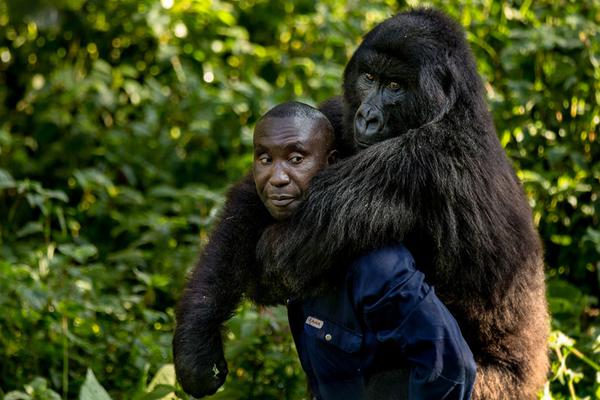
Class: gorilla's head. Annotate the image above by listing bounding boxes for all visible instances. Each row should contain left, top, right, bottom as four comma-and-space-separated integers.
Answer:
343, 9, 485, 148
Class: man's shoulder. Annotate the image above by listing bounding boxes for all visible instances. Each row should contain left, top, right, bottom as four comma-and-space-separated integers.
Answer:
350, 244, 416, 285
353, 244, 415, 270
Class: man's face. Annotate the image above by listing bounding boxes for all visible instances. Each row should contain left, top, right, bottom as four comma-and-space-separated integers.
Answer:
253, 117, 334, 221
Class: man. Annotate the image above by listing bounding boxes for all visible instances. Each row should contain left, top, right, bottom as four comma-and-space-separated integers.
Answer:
250, 101, 476, 400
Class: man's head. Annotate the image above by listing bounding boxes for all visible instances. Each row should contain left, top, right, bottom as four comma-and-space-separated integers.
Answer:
253, 102, 336, 221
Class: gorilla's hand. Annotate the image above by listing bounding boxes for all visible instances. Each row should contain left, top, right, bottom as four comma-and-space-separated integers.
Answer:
257, 136, 423, 297
174, 330, 228, 398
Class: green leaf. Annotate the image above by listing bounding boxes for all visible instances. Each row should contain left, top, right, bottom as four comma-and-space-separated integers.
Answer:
549, 234, 572, 246
140, 385, 176, 400
216, 10, 236, 26
583, 228, 600, 253
147, 364, 177, 391
3, 391, 32, 400
0, 168, 16, 189
16, 221, 44, 238
79, 369, 112, 400
2, 378, 62, 400
44, 189, 68, 202
58, 244, 98, 264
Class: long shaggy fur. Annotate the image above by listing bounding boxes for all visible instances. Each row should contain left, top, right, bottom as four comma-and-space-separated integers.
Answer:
257, 9, 549, 399
173, 174, 274, 397
174, 8, 549, 399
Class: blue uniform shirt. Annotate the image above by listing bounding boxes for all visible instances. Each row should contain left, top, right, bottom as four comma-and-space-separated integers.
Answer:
287, 244, 476, 400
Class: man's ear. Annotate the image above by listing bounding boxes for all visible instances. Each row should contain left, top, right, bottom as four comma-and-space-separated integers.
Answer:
327, 149, 338, 165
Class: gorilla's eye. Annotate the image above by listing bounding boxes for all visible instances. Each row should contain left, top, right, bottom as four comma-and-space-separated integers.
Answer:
388, 81, 401, 91
364, 73, 375, 81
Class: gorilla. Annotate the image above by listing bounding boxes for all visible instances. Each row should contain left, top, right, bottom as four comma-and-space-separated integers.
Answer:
173, 8, 549, 400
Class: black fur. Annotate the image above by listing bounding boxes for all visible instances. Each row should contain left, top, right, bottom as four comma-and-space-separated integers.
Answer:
174, 9, 549, 399
173, 174, 275, 397
258, 9, 549, 399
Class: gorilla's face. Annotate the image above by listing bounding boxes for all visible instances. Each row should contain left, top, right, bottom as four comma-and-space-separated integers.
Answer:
343, 13, 459, 148
352, 68, 421, 148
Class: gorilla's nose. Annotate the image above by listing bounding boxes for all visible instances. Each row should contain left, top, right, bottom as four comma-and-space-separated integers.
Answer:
355, 104, 384, 139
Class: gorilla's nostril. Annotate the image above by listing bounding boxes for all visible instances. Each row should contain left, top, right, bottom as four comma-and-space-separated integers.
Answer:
363, 116, 383, 136
355, 106, 383, 137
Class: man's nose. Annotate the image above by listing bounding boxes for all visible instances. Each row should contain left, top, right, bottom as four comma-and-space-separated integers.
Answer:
269, 164, 290, 187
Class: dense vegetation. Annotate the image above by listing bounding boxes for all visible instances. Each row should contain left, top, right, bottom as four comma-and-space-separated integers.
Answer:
0, 0, 598, 399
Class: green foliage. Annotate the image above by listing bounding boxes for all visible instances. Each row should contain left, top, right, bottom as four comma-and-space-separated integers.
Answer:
212, 305, 306, 400
0, 0, 598, 399
79, 370, 112, 400
3, 378, 61, 400
543, 331, 600, 400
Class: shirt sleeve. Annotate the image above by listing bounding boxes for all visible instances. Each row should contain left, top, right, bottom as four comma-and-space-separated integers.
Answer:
351, 245, 476, 400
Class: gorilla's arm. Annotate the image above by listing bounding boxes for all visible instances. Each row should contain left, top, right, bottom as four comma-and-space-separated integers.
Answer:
257, 129, 427, 295
173, 173, 273, 398
257, 121, 521, 301
258, 122, 549, 399
172, 97, 351, 397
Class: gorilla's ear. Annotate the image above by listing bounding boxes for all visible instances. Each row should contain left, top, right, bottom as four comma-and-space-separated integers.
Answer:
327, 149, 338, 165
418, 56, 457, 118
441, 52, 459, 103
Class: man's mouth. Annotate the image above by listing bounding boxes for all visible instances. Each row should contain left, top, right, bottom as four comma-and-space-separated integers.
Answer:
268, 195, 296, 207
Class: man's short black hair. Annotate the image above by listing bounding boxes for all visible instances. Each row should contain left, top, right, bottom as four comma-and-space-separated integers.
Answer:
257, 101, 335, 149
259, 101, 331, 127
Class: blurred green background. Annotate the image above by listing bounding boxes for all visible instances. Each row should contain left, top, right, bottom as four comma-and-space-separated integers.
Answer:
0, 0, 598, 399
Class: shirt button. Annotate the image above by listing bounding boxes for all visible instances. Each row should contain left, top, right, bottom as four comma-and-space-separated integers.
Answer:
325, 333, 332, 341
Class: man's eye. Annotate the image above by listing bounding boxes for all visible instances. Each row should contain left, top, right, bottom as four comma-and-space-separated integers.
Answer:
258, 156, 271, 165
388, 81, 401, 91
364, 73, 375, 81
289, 156, 303, 164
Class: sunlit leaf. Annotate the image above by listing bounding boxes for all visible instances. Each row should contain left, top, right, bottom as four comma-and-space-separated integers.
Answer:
79, 369, 112, 400
58, 244, 98, 264
0, 168, 16, 189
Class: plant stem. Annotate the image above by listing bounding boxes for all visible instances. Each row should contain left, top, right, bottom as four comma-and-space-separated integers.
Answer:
62, 315, 69, 400
569, 346, 600, 371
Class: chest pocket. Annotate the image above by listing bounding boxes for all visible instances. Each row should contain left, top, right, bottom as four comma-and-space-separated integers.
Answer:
303, 316, 363, 382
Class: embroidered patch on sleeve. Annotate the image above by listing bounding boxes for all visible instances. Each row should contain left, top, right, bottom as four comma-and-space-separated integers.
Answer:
305, 316, 324, 329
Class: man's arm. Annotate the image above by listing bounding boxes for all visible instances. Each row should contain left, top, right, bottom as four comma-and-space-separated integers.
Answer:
352, 245, 476, 400
173, 174, 274, 398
